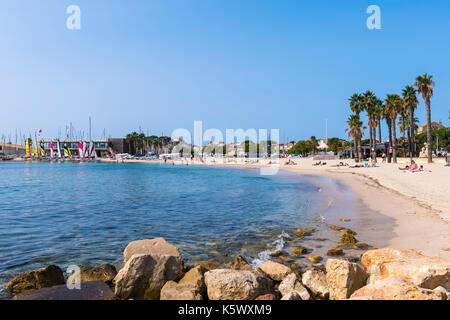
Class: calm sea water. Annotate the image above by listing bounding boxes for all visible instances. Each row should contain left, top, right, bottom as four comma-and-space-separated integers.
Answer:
0, 161, 380, 297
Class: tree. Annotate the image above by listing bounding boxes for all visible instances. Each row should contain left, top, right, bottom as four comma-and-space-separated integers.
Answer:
375, 98, 384, 144
414, 73, 435, 163
402, 86, 419, 158
310, 136, 318, 155
349, 93, 364, 161
327, 137, 342, 155
384, 94, 402, 163
363, 91, 378, 160
345, 114, 365, 160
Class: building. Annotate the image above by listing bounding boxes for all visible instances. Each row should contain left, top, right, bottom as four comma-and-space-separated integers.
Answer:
108, 138, 131, 154
417, 121, 445, 134
0, 143, 26, 156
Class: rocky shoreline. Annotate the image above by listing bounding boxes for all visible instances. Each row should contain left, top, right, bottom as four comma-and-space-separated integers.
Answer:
5, 237, 450, 300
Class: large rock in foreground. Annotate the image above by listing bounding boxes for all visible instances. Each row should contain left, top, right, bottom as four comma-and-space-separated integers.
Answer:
67, 264, 117, 285
361, 248, 450, 290
114, 253, 183, 300
6, 265, 65, 295
160, 266, 206, 300
278, 273, 311, 300
326, 259, 368, 300
301, 269, 329, 299
257, 260, 291, 281
350, 278, 447, 300
123, 238, 182, 264
114, 238, 184, 300
13, 281, 114, 300
160, 281, 203, 300
14, 281, 114, 300
204, 269, 273, 300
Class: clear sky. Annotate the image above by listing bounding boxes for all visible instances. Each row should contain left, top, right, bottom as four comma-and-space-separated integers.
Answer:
0, 0, 449, 143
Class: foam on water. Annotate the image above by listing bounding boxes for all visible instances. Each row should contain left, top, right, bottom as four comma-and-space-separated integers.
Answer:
249, 231, 291, 267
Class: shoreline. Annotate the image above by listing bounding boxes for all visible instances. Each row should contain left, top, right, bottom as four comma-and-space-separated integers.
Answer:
130, 156, 450, 260
3, 157, 449, 261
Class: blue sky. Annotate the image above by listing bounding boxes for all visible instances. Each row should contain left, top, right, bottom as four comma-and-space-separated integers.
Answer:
0, 0, 449, 143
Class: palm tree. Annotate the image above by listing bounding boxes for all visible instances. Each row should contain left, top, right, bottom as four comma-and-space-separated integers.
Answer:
349, 93, 364, 161
375, 98, 384, 144
310, 136, 318, 155
345, 114, 365, 160
363, 91, 378, 160
384, 94, 402, 163
402, 86, 419, 158
414, 73, 435, 163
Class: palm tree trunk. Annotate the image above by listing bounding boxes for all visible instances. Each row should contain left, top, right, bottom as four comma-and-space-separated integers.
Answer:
407, 121, 411, 159
409, 106, 415, 157
387, 120, 392, 163
369, 125, 373, 160
426, 98, 432, 163
358, 135, 362, 162
372, 126, 377, 160
377, 117, 382, 143
392, 117, 397, 163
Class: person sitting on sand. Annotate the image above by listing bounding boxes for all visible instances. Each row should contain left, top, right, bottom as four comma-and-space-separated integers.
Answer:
399, 160, 417, 171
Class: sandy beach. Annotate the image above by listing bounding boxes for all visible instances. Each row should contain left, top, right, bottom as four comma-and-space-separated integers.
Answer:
111, 156, 449, 261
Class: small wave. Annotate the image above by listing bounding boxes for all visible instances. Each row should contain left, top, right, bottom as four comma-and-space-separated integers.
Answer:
249, 231, 291, 267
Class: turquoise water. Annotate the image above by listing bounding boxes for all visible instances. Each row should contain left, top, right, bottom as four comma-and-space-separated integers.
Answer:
0, 162, 353, 296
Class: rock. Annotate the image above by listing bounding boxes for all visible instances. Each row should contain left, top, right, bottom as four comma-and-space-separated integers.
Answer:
204, 269, 273, 300
281, 291, 301, 300
305, 227, 316, 232
13, 281, 114, 300
340, 218, 351, 222
255, 293, 277, 300
160, 281, 203, 300
193, 262, 222, 271
361, 248, 450, 290
178, 265, 206, 292
327, 247, 343, 257
293, 247, 307, 257
67, 264, 117, 286
123, 238, 182, 264
258, 260, 292, 281
341, 233, 357, 244
330, 225, 344, 231
6, 265, 65, 295
325, 259, 368, 300
290, 263, 299, 270
352, 243, 371, 250
114, 253, 183, 300
347, 295, 374, 300
350, 278, 447, 300
226, 255, 254, 271
278, 273, 311, 300
293, 228, 311, 237
433, 286, 448, 300
342, 256, 360, 263
308, 255, 322, 263
278, 256, 293, 263
160, 265, 206, 300
302, 269, 329, 299
269, 250, 286, 258
342, 229, 357, 235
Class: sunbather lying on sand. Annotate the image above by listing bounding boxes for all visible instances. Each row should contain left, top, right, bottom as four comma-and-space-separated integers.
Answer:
313, 161, 322, 166
331, 162, 349, 167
